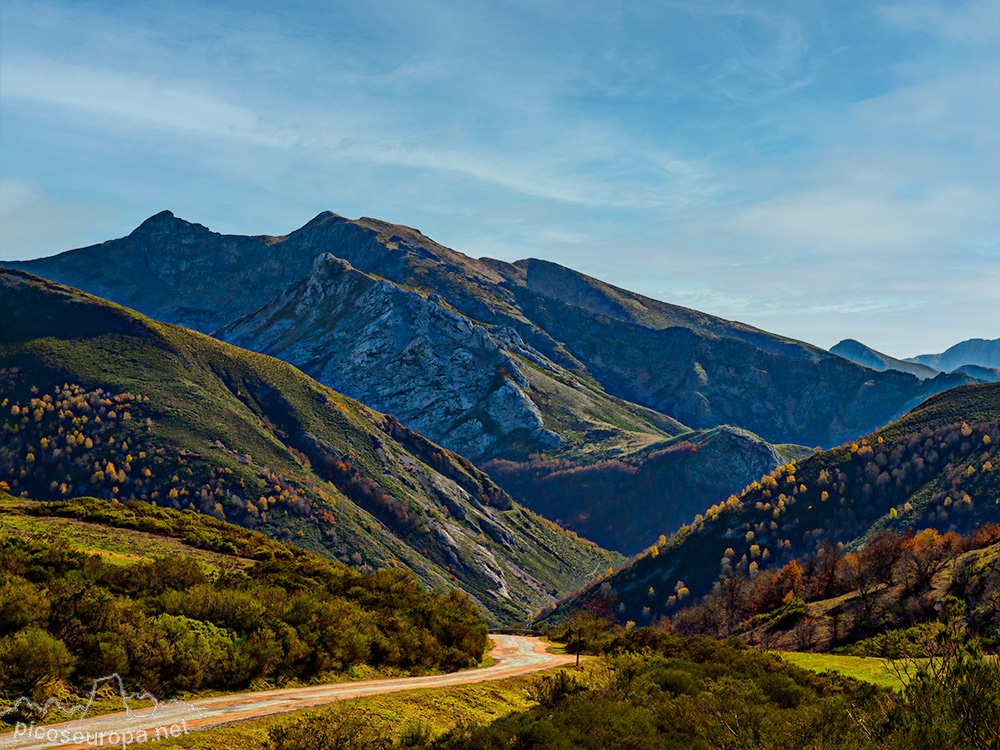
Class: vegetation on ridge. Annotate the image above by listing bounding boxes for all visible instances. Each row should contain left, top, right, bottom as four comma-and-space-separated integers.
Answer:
0, 270, 617, 624
550, 383, 1000, 628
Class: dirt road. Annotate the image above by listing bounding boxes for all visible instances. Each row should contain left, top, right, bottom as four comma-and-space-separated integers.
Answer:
0, 635, 574, 750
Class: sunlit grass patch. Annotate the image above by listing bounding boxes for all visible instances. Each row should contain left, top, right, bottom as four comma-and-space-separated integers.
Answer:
777, 651, 906, 689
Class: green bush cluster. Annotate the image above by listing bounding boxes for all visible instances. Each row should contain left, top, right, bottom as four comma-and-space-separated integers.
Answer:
395, 629, 999, 750
0, 523, 488, 717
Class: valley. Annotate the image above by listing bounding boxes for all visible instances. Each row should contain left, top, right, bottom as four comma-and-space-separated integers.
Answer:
3, 2, 997, 745
1, 214, 998, 750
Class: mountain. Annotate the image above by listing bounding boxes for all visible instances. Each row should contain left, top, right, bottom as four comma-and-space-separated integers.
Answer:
906, 338, 1000, 372
214, 252, 686, 461
7, 210, 976, 452
552, 383, 1000, 626
0, 269, 618, 624
7, 213, 692, 463
217, 253, 559, 459
954, 364, 1000, 383
830, 339, 939, 379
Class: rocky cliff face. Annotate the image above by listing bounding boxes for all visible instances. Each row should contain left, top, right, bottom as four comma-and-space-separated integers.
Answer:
685, 426, 786, 488
217, 254, 560, 459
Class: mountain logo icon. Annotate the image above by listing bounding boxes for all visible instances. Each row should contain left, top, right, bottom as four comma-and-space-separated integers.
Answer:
1, 673, 204, 724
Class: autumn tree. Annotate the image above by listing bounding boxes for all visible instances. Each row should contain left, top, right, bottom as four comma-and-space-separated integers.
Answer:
902, 529, 953, 593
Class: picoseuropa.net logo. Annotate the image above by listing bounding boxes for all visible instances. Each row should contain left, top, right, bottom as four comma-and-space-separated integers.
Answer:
1, 673, 204, 749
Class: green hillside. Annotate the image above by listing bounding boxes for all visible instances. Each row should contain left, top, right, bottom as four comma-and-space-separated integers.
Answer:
0, 493, 488, 714
0, 270, 617, 624
552, 384, 1000, 626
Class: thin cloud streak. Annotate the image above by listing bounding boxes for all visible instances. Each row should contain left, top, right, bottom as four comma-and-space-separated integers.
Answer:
0, 0, 996, 358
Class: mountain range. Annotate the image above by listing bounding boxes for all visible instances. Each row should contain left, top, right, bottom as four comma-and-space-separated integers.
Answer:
832, 337, 1000, 382
6, 211, 986, 555
7, 211, 978, 451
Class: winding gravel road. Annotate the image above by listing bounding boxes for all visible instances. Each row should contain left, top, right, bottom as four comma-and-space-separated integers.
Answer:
1, 635, 574, 750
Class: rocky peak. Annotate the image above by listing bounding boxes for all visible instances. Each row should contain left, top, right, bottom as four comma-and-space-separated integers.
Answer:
129, 210, 208, 240
300, 211, 346, 232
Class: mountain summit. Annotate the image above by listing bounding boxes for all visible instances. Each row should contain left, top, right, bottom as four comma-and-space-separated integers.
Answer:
830, 339, 939, 379
906, 338, 1000, 372
7, 210, 973, 453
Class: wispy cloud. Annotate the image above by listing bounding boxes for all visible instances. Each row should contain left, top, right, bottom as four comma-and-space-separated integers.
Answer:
1, 56, 286, 146
878, 0, 1000, 42
0, 0, 996, 356
0, 179, 114, 261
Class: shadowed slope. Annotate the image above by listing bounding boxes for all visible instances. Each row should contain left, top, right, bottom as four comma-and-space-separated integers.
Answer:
0, 269, 617, 624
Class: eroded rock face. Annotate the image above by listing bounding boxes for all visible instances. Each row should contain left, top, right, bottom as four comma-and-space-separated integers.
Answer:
218, 254, 557, 459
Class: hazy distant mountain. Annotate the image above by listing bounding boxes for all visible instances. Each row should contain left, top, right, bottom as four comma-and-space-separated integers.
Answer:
830, 339, 939, 379
954, 364, 1000, 383
7, 210, 973, 454
906, 338, 1000, 372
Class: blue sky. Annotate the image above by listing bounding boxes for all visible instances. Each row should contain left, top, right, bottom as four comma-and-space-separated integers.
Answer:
1, 0, 997, 358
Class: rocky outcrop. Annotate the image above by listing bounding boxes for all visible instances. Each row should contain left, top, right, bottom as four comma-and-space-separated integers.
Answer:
686, 425, 785, 487
217, 254, 559, 459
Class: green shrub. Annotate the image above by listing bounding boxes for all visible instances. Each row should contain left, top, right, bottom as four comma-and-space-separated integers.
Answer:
650, 667, 700, 697
268, 704, 390, 750
0, 628, 75, 701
